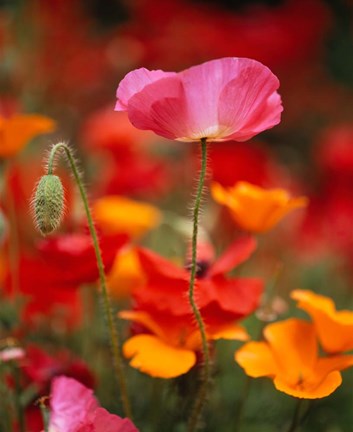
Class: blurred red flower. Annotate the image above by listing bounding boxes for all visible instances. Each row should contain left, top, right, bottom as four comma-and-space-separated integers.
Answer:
80, 109, 170, 197
4, 232, 127, 326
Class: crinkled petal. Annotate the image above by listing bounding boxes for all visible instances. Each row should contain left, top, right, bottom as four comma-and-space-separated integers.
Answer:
115, 68, 176, 111
123, 334, 196, 378
200, 277, 263, 318
217, 60, 282, 142
127, 76, 189, 140
49, 376, 98, 432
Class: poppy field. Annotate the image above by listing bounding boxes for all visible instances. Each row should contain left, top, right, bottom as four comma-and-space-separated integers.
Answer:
1, 1, 353, 431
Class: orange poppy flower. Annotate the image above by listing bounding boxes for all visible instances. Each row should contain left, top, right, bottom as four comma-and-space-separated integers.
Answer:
0, 114, 56, 158
291, 289, 353, 354
211, 181, 308, 233
92, 195, 161, 239
120, 310, 248, 378
235, 318, 353, 398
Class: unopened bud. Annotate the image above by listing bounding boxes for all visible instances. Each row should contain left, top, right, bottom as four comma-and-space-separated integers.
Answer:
32, 174, 64, 235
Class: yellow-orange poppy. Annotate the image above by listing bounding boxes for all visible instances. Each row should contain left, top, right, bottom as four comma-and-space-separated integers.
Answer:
211, 181, 308, 233
120, 310, 248, 378
0, 114, 56, 158
92, 195, 161, 239
291, 289, 353, 354
235, 318, 353, 398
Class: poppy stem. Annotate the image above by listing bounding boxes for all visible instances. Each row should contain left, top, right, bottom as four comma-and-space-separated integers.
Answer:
286, 398, 304, 432
46, 143, 132, 419
187, 138, 210, 432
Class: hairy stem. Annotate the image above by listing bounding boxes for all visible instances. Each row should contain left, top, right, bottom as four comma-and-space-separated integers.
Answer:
187, 138, 210, 432
47, 143, 132, 418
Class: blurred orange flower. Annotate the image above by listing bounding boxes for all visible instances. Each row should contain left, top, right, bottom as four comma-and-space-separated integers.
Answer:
211, 181, 308, 233
120, 310, 248, 378
92, 195, 161, 239
291, 289, 353, 354
107, 247, 145, 299
235, 318, 353, 399
0, 114, 56, 158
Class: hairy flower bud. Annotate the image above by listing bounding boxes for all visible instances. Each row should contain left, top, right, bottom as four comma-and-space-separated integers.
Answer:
32, 174, 64, 235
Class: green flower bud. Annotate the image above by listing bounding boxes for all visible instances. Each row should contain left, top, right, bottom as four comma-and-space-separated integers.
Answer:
32, 174, 64, 235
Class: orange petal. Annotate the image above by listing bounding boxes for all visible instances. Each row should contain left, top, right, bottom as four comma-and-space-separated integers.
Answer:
0, 114, 56, 158
274, 371, 342, 399
210, 323, 249, 341
107, 247, 144, 299
264, 319, 317, 384
211, 181, 308, 233
123, 334, 196, 378
235, 341, 278, 378
118, 310, 166, 339
291, 289, 353, 353
92, 195, 161, 239
185, 323, 249, 351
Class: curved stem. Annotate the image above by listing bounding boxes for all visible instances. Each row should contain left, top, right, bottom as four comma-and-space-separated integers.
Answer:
187, 138, 210, 432
47, 143, 132, 419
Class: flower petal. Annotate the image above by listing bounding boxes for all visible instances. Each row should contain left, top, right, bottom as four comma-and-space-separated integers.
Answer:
208, 235, 257, 276
200, 277, 263, 319
92, 195, 161, 239
49, 376, 97, 432
217, 59, 282, 142
0, 115, 55, 158
274, 371, 342, 399
118, 310, 166, 339
235, 341, 278, 378
291, 289, 353, 353
127, 76, 189, 140
264, 319, 317, 382
92, 407, 138, 432
123, 334, 196, 378
115, 68, 176, 111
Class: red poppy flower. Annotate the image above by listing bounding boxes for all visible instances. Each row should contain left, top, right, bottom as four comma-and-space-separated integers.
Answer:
4, 232, 127, 326
135, 236, 263, 320
120, 237, 263, 378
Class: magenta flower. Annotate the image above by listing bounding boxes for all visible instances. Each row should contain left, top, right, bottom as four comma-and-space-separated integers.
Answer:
48, 376, 138, 432
115, 57, 282, 142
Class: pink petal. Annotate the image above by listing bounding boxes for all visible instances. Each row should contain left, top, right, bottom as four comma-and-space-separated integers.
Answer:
217, 61, 282, 141
177, 58, 243, 140
115, 68, 176, 111
127, 76, 189, 140
93, 407, 138, 432
49, 376, 98, 432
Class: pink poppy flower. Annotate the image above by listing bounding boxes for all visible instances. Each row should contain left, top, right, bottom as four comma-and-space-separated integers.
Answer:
48, 376, 138, 432
115, 57, 282, 142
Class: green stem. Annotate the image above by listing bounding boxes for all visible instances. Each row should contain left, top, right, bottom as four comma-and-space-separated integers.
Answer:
187, 138, 210, 432
233, 375, 252, 432
38, 398, 49, 432
286, 398, 304, 432
13, 364, 25, 432
47, 143, 132, 419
